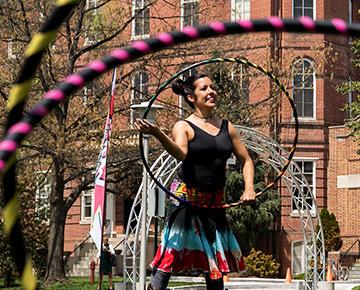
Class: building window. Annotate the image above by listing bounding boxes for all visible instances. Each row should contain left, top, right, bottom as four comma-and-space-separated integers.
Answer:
84, 0, 99, 45
35, 171, 51, 222
7, 41, 17, 59
181, 0, 199, 28
132, 71, 149, 103
348, 77, 354, 118
231, 0, 250, 21
231, 64, 249, 102
81, 190, 93, 221
292, 58, 315, 119
292, 240, 305, 275
293, 0, 314, 19
132, 0, 150, 38
38, 2, 46, 21
130, 71, 149, 121
87, 0, 97, 9
291, 159, 316, 213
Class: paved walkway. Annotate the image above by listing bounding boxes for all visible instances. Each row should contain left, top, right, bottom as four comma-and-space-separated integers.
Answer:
333, 280, 360, 290
168, 277, 360, 290
115, 277, 360, 290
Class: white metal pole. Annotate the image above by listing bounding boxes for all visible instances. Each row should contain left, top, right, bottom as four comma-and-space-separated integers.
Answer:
139, 134, 149, 290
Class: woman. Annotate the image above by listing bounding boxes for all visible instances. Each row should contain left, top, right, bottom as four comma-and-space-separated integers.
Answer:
97, 237, 115, 290
134, 74, 255, 290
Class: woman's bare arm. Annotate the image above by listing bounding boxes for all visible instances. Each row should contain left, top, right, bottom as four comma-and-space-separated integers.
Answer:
228, 121, 255, 200
133, 119, 189, 161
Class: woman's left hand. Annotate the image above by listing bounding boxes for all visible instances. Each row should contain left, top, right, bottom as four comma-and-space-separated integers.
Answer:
240, 189, 256, 202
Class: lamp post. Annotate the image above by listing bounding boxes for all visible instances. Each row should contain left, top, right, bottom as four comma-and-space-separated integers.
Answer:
130, 101, 163, 290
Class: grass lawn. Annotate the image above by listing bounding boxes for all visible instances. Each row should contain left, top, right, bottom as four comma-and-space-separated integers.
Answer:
352, 286, 360, 290
0, 277, 121, 290
0, 277, 201, 289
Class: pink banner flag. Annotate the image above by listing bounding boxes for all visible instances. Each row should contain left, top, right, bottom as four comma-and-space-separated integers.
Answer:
90, 68, 116, 252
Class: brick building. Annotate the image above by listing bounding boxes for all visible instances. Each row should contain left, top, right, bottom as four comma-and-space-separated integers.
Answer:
328, 126, 360, 253
60, 0, 360, 277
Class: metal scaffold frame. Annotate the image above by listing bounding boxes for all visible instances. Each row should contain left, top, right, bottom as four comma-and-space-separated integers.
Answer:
123, 126, 325, 290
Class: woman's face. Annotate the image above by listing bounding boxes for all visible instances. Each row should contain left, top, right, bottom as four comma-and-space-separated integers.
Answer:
190, 77, 217, 109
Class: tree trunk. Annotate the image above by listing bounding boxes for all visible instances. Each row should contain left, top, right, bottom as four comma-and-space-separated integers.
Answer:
44, 198, 67, 284
44, 160, 68, 285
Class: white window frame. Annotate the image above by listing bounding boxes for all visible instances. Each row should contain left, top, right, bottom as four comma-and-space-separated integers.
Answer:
291, 240, 305, 275
86, 0, 98, 9
291, 158, 317, 215
39, 2, 46, 22
83, 82, 96, 105
81, 190, 93, 223
7, 41, 16, 59
348, 76, 353, 118
181, 0, 199, 28
231, 64, 249, 101
83, 86, 89, 105
130, 70, 149, 122
35, 171, 51, 223
292, 58, 316, 120
84, 0, 99, 45
231, 0, 251, 21
292, 0, 316, 20
132, 0, 150, 39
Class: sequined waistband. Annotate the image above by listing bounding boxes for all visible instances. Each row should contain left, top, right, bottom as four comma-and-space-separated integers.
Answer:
169, 178, 225, 206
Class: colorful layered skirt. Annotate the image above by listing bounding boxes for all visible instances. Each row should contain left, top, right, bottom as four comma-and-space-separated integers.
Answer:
150, 179, 245, 280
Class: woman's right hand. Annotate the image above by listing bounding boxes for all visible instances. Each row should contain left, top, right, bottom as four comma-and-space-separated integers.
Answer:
134, 119, 188, 161
133, 118, 161, 137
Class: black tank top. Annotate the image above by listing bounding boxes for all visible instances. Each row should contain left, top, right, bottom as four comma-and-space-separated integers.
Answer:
177, 120, 233, 192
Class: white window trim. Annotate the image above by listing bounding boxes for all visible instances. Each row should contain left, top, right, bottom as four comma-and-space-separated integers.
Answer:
39, 2, 46, 22
180, 0, 199, 29
81, 190, 93, 223
231, 0, 251, 21
291, 158, 317, 216
83, 86, 90, 104
292, 0, 316, 20
35, 170, 51, 223
84, 0, 99, 45
7, 41, 16, 59
132, 0, 150, 40
292, 58, 317, 121
231, 65, 248, 86
291, 240, 305, 275
348, 76, 353, 118
230, 65, 250, 102
84, 35, 97, 46
130, 71, 149, 123
86, 0, 98, 10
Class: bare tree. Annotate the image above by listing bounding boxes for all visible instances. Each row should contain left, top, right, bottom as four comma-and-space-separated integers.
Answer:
0, 0, 158, 284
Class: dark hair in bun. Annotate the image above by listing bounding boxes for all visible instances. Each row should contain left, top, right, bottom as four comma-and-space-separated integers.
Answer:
171, 73, 208, 109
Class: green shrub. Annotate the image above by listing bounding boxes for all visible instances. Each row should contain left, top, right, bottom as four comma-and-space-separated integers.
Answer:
293, 273, 305, 280
318, 208, 342, 252
244, 248, 280, 278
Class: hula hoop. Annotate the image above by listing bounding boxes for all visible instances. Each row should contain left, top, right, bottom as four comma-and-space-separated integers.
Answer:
138, 57, 297, 208
0, 18, 359, 183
